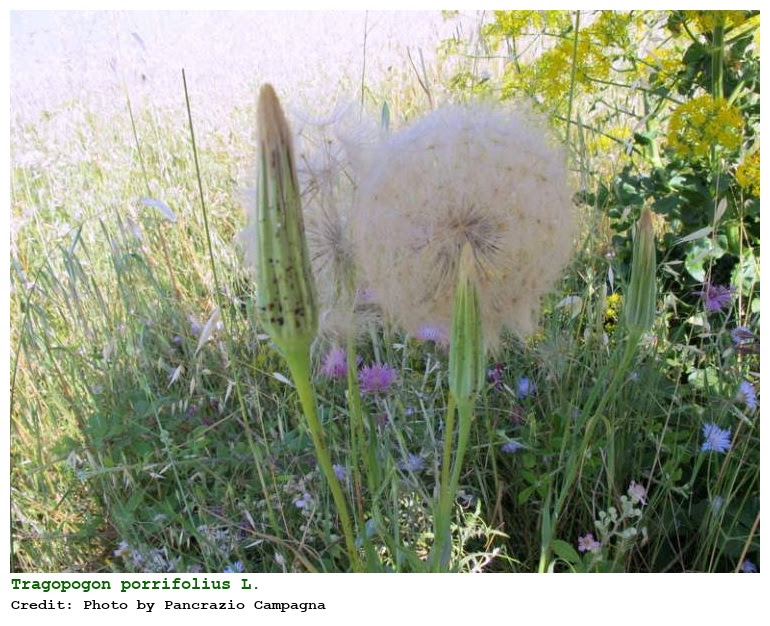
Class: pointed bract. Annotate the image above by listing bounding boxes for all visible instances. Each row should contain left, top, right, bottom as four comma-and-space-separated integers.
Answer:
254, 84, 318, 354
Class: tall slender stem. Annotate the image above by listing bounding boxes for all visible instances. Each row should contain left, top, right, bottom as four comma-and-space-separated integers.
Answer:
283, 344, 363, 572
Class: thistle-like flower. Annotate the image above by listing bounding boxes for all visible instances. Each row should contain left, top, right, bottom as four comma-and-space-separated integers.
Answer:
353, 102, 576, 349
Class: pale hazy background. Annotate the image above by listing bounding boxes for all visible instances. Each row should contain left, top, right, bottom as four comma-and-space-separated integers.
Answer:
10, 11, 482, 122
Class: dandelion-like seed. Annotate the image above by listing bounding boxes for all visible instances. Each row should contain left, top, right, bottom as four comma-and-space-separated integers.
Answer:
701, 423, 731, 453
353, 102, 576, 350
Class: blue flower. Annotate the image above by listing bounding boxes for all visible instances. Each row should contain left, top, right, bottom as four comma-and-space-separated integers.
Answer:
701, 423, 731, 453
740, 559, 757, 573
501, 440, 524, 454
517, 377, 536, 398
736, 380, 758, 410
332, 463, 348, 481
224, 561, 244, 573
399, 453, 425, 472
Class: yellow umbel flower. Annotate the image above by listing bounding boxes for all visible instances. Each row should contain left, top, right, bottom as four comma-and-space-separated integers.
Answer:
667, 94, 743, 161
735, 149, 760, 196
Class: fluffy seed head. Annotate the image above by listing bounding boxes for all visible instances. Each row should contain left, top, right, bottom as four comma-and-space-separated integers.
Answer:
353, 102, 576, 350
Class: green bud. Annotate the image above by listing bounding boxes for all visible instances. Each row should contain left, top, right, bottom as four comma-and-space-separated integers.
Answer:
255, 84, 318, 353
448, 244, 486, 405
624, 208, 657, 337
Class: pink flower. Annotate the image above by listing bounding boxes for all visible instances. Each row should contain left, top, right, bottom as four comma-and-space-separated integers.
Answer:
320, 346, 347, 379
577, 533, 602, 553
359, 363, 398, 394
628, 480, 647, 505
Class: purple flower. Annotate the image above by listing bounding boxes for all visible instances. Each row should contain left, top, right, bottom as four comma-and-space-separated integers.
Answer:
188, 314, 202, 336
697, 282, 734, 313
321, 346, 347, 380
577, 533, 602, 553
416, 324, 448, 345
332, 463, 348, 481
501, 439, 523, 454
294, 494, 313, 509
359, 363, 398, 394
627, 480, 647, 505
736, 380, 758, 410
730, 326, 755, 343
398, 453, 425, 472
740, 558, 757, 573
701, 423, 731, 453
488, 363, 505, 389
517, 377, 536, 398
223, 561, 244, 573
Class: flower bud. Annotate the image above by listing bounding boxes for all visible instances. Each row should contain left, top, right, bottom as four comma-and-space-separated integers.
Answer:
448, 244, 486, 404
254, 84, 318, 353
624, 208, 657, 337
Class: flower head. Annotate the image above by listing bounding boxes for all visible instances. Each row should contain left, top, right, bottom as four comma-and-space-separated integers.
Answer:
701, 423, 731, 454
501, 439, 524, 454
730, 326, 755, 344
398, 453, 426, 472
359, 363, 398, 394
416, 324, 449, 345
487, 362, 505, 389
113, 541, 132, 559
517, 377, 537, 398
740, 558, 757, 573
332, 463, 348, 481
697, 281, 734, 313
577, 533, 602, 553
667, 94, 743, 161
353, 102, 576, 350
320, 346, 347, 379
736, 380, 758, 411
223, 561, 245, 573
627, 480, 647, 505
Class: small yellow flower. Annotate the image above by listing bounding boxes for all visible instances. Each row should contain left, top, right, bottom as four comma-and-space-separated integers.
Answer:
735, 149, 760, 196
684, 10, 749, 33
667, 94, 743, 161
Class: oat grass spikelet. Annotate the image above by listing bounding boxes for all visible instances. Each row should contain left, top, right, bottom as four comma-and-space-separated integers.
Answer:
353, 103, 576, 349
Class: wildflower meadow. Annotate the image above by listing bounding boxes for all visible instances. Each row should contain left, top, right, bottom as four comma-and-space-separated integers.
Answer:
10, 10, 760, 575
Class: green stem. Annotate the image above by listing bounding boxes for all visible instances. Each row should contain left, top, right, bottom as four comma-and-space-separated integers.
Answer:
431, 393, 457, 572
540, 334, 640, 570
283, 343, 363, 572
564, 10, 581, 147
711, 21, 725, 100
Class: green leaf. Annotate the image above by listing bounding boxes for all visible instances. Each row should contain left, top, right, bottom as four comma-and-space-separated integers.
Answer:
551, 539, 581, 564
